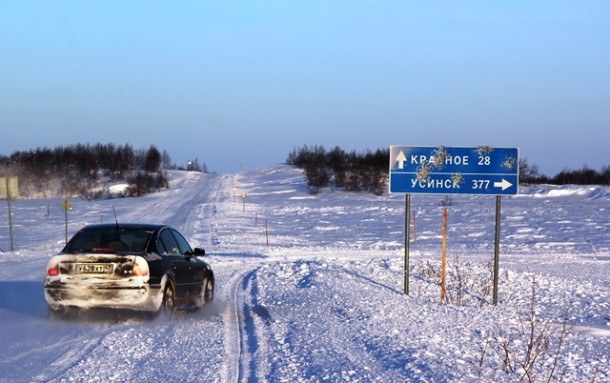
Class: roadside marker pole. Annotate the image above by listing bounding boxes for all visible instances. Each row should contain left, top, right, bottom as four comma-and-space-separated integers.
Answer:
412, 211, 417, 243
6, 178, 14, 251
441, 208, 447, 302
404, 194, 411, 295
1, 177, 19, 252
493, 196, 502, 305
60, 198, 72, 245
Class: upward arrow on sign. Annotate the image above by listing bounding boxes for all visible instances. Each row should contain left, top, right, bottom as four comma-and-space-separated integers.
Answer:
395, 151, 407, 169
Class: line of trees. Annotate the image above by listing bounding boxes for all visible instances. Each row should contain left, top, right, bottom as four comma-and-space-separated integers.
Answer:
516, 158, 610, 185
547, 166, 610, 185
0, 143, 172, 198
287, 145, 610, 194
287, 145, 389, 194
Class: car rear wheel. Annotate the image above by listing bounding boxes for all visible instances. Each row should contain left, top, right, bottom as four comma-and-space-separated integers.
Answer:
197, 277, 214, 309
160, 282, 175, 317
204, 277, 214, 303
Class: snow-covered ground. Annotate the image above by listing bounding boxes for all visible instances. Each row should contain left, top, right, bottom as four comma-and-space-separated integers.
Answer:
0, 165, 608, 383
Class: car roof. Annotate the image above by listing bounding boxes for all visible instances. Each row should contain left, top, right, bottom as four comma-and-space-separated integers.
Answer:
77, 223, 169, 232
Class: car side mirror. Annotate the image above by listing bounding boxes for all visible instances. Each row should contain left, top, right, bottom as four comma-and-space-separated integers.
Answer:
193, 247, 206, 256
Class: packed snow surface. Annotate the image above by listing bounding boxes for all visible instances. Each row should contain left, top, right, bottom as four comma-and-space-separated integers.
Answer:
0, 165, 608, 382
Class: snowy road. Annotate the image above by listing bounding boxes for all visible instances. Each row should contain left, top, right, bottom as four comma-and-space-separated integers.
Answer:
0, 171, 237, 382
0, 166, 609, 382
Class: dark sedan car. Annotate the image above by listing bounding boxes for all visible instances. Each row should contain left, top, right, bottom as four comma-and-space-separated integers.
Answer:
44, 223, 214, 317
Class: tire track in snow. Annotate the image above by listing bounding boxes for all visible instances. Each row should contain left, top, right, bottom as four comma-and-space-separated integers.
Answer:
238, 268, 270, 383
39, 320, 180, 382
220, 266, 249, 383
219, 262, 270, 383
179, 173, 233, 247
152, 171, 250, 382
29, 329, 112, 383
161, 173, 219, 235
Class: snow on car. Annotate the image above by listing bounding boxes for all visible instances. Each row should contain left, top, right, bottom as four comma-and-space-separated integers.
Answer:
44, 223, 214, 317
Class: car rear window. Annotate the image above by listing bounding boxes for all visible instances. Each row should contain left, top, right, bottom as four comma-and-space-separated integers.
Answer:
65, 229, 152, 253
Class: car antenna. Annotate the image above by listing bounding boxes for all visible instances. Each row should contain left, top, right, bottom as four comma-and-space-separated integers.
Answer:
112, 205, 120, 228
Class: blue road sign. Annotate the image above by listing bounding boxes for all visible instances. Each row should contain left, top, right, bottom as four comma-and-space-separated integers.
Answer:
389, 146, 519, 195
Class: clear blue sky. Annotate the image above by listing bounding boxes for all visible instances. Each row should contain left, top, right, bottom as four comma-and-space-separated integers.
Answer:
2, 1, 609, 176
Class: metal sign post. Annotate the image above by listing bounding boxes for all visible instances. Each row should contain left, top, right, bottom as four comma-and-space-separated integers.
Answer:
241, 192, 247, 212
60, 198, 72, 245
404, 194, 411, 295
1, 177, 19, 252
441, 208, 448, 302
493, 196, 502, 305
389, 146, 519, 304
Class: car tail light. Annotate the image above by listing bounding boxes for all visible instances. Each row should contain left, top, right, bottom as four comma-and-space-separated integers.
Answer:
131, 257, 149, 277
47, 258, 60, 276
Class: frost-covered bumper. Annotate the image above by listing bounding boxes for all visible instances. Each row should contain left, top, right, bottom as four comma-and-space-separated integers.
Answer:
44, 281, 163, 312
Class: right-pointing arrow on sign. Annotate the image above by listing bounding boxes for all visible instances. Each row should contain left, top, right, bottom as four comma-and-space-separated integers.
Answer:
494, 179, 513, 191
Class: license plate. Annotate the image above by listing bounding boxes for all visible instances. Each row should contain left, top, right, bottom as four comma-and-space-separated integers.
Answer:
75, 263, 114, 274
